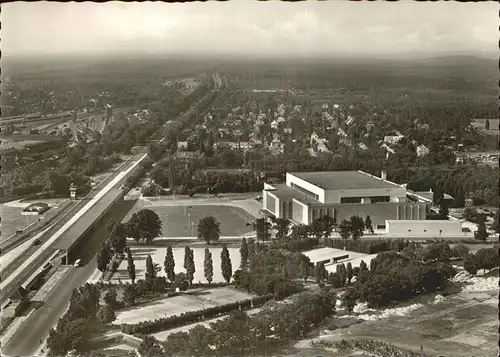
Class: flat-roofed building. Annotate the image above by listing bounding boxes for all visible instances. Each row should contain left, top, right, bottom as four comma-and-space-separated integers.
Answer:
262, 170, 427, 229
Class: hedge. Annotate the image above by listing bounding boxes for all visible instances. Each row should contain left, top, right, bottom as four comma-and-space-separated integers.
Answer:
120, 293, 274, 335
325, 238, 418, 254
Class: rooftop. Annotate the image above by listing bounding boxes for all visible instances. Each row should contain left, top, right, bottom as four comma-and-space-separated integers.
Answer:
267, 183, 320, 205
289, 171, 399, 191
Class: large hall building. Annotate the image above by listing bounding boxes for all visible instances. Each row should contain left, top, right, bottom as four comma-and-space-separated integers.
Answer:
262, 170, 428, 229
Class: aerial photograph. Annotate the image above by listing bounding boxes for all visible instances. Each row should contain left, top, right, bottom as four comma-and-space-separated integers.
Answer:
0, 1, 498, 357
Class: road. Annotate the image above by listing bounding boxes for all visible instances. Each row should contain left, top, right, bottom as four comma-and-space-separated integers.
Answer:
1, 259, 97, 357
0, 155, 137, 289
0, 154, 145, 304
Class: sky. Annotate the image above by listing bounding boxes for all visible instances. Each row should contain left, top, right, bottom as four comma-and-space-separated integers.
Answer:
2, 1, 497, 58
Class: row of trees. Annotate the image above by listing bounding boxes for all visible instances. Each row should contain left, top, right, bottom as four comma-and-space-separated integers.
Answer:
47, 284, 103, 356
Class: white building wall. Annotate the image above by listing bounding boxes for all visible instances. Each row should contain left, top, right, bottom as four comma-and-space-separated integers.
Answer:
292, 198, 308, 224
386, 220, 465, 237
286, 173, 325, 203
324, 187, 407, 204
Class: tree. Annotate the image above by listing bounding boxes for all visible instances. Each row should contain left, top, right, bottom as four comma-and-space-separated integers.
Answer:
145, 255, 156, 287
341, 288, 358, 315
184, 248, 195, 286
252, 218, 272, 241
474, 248, 499, 273
300, 257, 310, 282
97, 244, 112, 272
164, 246, 176, 283
492, 211, 500, 233
197, 216, 221, 244
358, 260, 369, 283
221, 244, 233, 284
123, 284, 136, 306
204, 248, 214, 284
103, 289, 118, 307
108, 222, 127, 254
127, 250, 136, 284
463, 206, 477, 221
291, 224, 310, 241
346, 262, 353, 284
138, 336, 164, 357
328, 272, 341, 288
97, 305, 116, 324
433, 183, 444, 206
474, 219, 489, 241
451, 243, 469, 258
349, 215, 365, 240
127, 209, 162, 244
365, 215, 374, 234
313, 215, 336, 244
463, 253, 478, 275
338, 219, 351, 240
314, 264, 322, 284
438, 201, 449, 219
455, 189, 465, 208
485, 119, 490, 130
240, 238, 248, 269
274, 218, 291, 240
340, 264, 347, 287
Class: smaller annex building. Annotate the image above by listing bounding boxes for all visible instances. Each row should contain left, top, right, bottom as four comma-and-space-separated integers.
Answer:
21, 202, 50, 216
262, 170, 427, 229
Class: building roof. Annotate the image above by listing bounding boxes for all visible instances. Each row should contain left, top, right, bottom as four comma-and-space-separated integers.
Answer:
414, 191, 454, 201
289, 171, 399, 191
302, 247, 363, 264
267, 183, 321, 205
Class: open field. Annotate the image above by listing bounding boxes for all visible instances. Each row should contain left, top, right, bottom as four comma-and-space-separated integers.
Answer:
112, 246, 241, 284
114, 286, 255, 325
296, 269, 499, 357
122, 203, 254, 237
473, 118, 499, 136
0, 205, 39, 241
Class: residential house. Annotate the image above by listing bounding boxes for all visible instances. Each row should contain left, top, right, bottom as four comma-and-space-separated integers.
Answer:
384, 134, 405, 145
416, 144, 430, 157
345, 116, 355, 126
173, 150, 202, 163
177, 141, 189, 150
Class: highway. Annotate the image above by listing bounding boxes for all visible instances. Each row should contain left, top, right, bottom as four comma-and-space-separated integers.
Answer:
0, 155, 138, 289
0, 152, 146, 357
0, 153, 146, 304
1, 259, 97, 357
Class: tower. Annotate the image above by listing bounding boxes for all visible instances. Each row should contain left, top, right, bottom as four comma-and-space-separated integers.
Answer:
69, 183, 77, 200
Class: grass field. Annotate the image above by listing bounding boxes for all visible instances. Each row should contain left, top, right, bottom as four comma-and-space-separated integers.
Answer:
122, 203, 254, 237
112, 246, 241, 284
474, 118, 499, 136
114, 286, 255, 325
0, 205, 38, 241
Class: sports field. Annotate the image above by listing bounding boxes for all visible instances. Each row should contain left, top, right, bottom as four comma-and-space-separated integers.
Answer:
112, 246, 241, 284
114, 286, 255, 325
122, 203, 254, 237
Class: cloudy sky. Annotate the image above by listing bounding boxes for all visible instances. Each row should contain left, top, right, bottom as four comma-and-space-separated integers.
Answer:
3, 1, 497, 58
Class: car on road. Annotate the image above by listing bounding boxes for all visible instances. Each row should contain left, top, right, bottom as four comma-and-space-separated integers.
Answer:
32, 239, 41, 246
74, 259, 82, 267
255, 196, 263, 202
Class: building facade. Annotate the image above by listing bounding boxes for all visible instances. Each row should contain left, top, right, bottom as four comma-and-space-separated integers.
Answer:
262, 170, 427, 229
